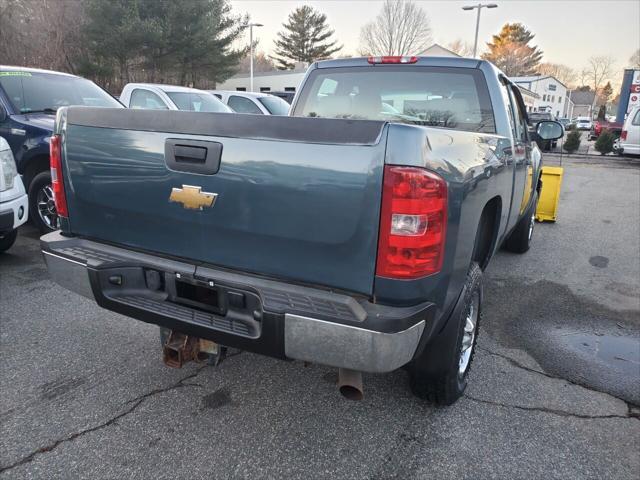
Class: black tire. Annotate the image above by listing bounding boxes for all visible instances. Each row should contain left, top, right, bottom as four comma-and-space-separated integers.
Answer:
0, 229, 18, 253
504, 192, 538, 254
408, 262, 482, 405
28, 171, 58, 233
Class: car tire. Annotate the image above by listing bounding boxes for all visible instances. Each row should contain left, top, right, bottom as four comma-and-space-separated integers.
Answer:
408, 262, 482, 406
0, 229, 18, 253
504, 192, 538, 254
28, 171, 58, 233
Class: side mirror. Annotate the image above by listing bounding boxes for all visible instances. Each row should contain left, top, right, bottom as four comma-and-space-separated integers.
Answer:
536, 120, 564, 140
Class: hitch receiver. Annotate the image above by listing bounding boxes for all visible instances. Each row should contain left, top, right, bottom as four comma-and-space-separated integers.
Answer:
162, 331, 221, 368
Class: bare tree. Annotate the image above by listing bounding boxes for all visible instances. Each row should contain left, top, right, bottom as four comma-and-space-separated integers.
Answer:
359, 0, 433, 56
584, 55, 615, 94
536, 62, 576, 88
448, 39, 474, 57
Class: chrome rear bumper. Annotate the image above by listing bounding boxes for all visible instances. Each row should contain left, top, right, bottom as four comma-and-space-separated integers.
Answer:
42, 231, 429, 373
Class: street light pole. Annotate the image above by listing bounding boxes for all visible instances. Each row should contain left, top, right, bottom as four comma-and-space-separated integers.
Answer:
462, 3, 498, 58
248, 22, 264, 92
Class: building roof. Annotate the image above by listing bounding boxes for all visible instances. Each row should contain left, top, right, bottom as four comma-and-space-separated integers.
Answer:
422, 44, 461, 57
570, 90, 596, 106
516, 85, 540, 99
227, 67, 308, 80
511, 75, 568, 90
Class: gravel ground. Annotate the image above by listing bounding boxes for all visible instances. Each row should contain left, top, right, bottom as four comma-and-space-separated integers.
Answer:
0, 154, 638, 479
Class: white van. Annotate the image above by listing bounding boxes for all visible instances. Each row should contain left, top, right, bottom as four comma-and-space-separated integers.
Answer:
617, 106, 640, 156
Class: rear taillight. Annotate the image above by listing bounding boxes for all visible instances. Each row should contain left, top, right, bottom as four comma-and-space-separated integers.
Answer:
376, 166, 447, 279
621, 130, 628, 141
49, 134, 68, 217
367, 56, 418, 64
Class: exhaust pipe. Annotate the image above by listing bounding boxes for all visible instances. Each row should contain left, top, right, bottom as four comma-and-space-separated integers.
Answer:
338, 368, 363, 401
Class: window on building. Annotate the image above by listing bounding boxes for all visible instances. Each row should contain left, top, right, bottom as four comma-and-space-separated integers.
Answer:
548, 84, 557, 91
284, 87, 296, 92
542, 94, 546, 101
260, 87, 271, 92
551, 95, 555, 102
236, 87, 246, 91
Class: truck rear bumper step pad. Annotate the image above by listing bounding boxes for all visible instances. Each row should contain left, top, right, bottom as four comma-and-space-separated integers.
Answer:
41, 231, 430, 373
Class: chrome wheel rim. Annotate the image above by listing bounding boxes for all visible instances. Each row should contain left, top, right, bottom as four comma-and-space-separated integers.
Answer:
458, 291, 479, 377
528, 212, 535, 241
37, 184, 59, 230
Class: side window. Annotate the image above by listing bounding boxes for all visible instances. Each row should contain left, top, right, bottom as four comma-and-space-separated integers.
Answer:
508, 86, 528, 143
129, 89, 168, 110
632, 110, 640, 126
228, 96, 262, 114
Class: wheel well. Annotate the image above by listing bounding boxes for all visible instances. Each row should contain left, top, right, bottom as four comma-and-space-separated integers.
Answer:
472, 197, 501, 271
23, 155, 50, 190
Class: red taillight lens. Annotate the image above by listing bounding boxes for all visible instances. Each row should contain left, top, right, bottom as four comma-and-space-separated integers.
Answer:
49, 134, 68, 217
621, 130, 627, 140
376, 166, 447, 279
367, 56, 418, 64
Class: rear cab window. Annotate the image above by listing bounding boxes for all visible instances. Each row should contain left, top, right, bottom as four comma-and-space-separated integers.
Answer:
293, 66, 496, 133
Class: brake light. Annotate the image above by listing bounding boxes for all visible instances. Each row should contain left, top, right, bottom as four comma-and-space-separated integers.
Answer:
621, 130, 627, 140
367, 56, 418, 64
376, 166, 447, 279
49, 134, 68, 217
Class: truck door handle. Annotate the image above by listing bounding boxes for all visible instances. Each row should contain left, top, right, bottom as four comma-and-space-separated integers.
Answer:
165, 139, 222, 175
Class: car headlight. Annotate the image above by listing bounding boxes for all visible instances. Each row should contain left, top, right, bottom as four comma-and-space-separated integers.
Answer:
0, 148, 18, 192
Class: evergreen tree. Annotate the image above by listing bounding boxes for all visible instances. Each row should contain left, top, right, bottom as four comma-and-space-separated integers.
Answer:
563, 129, 581, 154
594, 130, 614, 155
273, 5, 342, 70
482, 23, 543, 76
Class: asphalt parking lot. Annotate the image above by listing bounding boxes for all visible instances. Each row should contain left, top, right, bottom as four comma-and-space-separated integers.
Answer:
1, 155, 639, 479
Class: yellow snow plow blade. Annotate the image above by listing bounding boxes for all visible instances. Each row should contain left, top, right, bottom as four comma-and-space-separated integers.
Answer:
536, 166, 564, 222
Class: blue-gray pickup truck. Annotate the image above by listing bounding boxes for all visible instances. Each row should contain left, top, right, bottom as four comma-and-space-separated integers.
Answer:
41, 57, 562, 404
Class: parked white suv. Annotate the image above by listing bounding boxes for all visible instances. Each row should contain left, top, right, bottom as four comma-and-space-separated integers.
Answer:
209, 90, 290, 115
119, 84, 231, 113
0, 137, 28, 252
617, 106, 640, 156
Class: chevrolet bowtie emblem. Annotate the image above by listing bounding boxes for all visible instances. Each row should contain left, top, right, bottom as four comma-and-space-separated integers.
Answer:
169, 185, 218, 210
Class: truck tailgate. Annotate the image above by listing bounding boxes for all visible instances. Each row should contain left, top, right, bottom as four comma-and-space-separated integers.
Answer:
60, 108, 387, 295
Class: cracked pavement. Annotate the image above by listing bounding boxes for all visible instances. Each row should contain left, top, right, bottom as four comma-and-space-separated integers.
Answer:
1, 156, 639, 479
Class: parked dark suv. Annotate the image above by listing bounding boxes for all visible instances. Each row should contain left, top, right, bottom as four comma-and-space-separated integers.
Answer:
0, 66, 122, 232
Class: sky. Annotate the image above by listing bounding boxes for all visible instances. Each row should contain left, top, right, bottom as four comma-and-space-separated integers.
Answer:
229, 0, 640, 75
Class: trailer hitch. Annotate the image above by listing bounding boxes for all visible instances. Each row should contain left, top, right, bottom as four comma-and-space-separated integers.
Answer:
162, 330, 224, 368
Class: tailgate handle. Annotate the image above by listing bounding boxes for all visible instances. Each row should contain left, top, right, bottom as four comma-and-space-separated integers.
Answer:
165, 139, 222, 175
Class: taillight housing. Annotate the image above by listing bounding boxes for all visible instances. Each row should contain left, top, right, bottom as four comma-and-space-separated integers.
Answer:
376, 166, 447, 279
621, 130, 627, 141
49, 134, 68, 217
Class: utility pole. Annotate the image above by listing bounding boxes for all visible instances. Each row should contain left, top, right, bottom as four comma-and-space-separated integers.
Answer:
462, 3, 498, 58
248, 22, 264, 92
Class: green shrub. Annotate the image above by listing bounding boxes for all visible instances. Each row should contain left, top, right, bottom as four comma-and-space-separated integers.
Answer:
595, 129, 615, 155
564, 129, 581, 153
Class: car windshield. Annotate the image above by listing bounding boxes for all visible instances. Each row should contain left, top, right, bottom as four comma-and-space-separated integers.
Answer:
165, 91, 230, 113
0, 70, 121, 113
294, 66, 495, 133
258, 96, 290, 115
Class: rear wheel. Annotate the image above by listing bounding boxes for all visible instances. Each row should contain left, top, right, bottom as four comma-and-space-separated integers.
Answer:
0, 229, 18, 253
28, 171, 58, 233
408, 262, 482, 405
504, 192, 538, 254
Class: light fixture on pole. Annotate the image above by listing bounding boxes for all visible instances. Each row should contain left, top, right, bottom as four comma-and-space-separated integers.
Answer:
248, 22, 264, 92
462, 3, 498, 58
